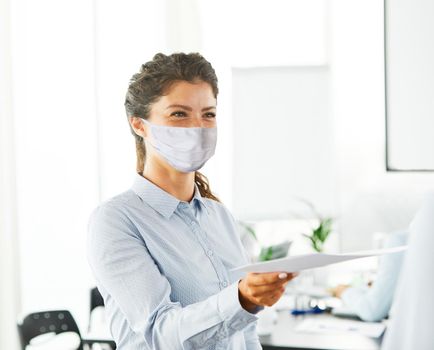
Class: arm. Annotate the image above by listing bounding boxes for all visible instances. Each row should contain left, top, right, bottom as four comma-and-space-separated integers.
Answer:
341, 232, 407, 322
87, 204, 259, 350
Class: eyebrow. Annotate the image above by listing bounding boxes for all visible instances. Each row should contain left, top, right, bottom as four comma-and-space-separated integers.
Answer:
165, 104, 216, 112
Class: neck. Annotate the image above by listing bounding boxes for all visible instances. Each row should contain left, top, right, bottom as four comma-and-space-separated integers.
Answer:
142, 161, 195, 202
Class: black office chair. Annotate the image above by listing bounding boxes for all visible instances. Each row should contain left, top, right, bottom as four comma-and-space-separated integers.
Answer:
90, 287, 105, 316
17, 309, 114, 350
17, 310, 85, 349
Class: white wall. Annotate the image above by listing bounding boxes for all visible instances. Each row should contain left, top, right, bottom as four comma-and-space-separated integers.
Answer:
10, 0, 100, 331
0, 0, 21, 348
330, 0, 434, 251
231, 0, 434, 252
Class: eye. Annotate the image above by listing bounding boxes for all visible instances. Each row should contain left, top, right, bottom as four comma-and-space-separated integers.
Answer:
171, 111, 187, 118
204, 112, 216, 119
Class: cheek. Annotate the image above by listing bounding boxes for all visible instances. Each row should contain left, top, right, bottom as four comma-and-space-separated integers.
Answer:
205, 119, 217, 128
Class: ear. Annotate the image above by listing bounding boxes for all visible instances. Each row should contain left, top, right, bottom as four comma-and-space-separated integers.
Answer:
129, 116, 148, 138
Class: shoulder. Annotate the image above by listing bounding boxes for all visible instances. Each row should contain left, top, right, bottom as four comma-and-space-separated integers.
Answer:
89, 190, 132, 221
88, 189, 141, 241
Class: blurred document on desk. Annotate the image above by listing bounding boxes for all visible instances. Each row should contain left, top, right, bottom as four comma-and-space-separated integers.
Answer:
230, 246, 407, 273
295, 318, 386, 338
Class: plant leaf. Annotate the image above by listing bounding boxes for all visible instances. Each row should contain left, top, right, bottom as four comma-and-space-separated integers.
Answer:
239, 221, 258, 241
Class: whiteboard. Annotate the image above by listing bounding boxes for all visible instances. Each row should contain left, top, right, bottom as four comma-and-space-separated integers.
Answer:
385, 0, 434, 171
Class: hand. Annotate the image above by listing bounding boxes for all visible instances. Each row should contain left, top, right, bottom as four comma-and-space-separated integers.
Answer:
329, 284, 350, 298
238, 272, 298, 312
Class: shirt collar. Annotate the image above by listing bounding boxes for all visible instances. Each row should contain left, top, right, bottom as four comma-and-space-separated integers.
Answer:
131, 174, 208, 218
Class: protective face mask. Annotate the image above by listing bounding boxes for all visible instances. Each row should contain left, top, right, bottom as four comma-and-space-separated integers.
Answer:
142, 119, 217, 173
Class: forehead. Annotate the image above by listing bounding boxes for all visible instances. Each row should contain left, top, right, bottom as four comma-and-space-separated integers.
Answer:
158, 80, 216, 105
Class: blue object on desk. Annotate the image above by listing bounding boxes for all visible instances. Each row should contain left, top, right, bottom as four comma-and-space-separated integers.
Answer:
291, 306, 325, 316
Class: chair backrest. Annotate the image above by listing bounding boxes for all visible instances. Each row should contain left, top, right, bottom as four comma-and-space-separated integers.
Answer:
90, 287, 104, 314
17, 310, 82, 350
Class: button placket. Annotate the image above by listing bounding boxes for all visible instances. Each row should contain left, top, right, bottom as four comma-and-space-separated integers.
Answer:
180, 203, 231, 289
201, 233, 231, 288
193, 224, 227, 284
220, 280, 228, 287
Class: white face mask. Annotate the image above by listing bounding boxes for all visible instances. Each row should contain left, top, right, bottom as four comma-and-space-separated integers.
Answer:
142, 119, 217, 173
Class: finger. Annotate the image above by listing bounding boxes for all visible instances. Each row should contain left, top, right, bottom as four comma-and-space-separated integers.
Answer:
247, 272, 280, 286
248, 271, 298, 286
285, 272, 299, 281
247, 279, 290, 296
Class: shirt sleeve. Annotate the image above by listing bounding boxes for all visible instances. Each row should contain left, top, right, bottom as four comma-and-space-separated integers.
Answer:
224, 205, 265, 316
87, 204, 259, 350
341, 232, 407, 322
243, 321, 262, 349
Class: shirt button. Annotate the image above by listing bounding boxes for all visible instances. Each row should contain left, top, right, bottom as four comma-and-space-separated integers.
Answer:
221, 281, 228, 287
206, 249, 213, 257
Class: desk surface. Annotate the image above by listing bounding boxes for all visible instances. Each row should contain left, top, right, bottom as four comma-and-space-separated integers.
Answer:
259, 311, 382, 350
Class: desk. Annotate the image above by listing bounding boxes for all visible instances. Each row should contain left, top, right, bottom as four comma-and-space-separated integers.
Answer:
259, 311, 382, 350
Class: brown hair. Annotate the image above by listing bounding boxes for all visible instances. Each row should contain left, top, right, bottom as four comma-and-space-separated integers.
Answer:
124, 52, 220, 202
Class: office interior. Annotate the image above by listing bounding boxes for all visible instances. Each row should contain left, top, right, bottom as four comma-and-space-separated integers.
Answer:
1, 0, 433, 349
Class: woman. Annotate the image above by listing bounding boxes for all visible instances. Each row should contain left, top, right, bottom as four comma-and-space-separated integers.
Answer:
87, 52, 297, 350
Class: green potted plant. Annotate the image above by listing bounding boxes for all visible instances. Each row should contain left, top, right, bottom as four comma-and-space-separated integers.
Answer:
303, 217, 333, 253
239, 222, 291, 262
288, 196, 334, 253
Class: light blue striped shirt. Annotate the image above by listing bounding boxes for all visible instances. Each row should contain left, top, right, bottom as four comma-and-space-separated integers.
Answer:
87, 174, 262, 349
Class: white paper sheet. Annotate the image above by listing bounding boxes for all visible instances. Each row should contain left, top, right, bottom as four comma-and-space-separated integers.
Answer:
295, 318, 386, 338
230, 246, 407, 274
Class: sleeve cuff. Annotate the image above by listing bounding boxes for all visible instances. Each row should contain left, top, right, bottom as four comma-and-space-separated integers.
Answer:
216, 280, 259, 331
249, 305, 264, 314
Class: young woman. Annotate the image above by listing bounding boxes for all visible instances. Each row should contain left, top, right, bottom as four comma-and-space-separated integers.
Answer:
87, 52, 297, 349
